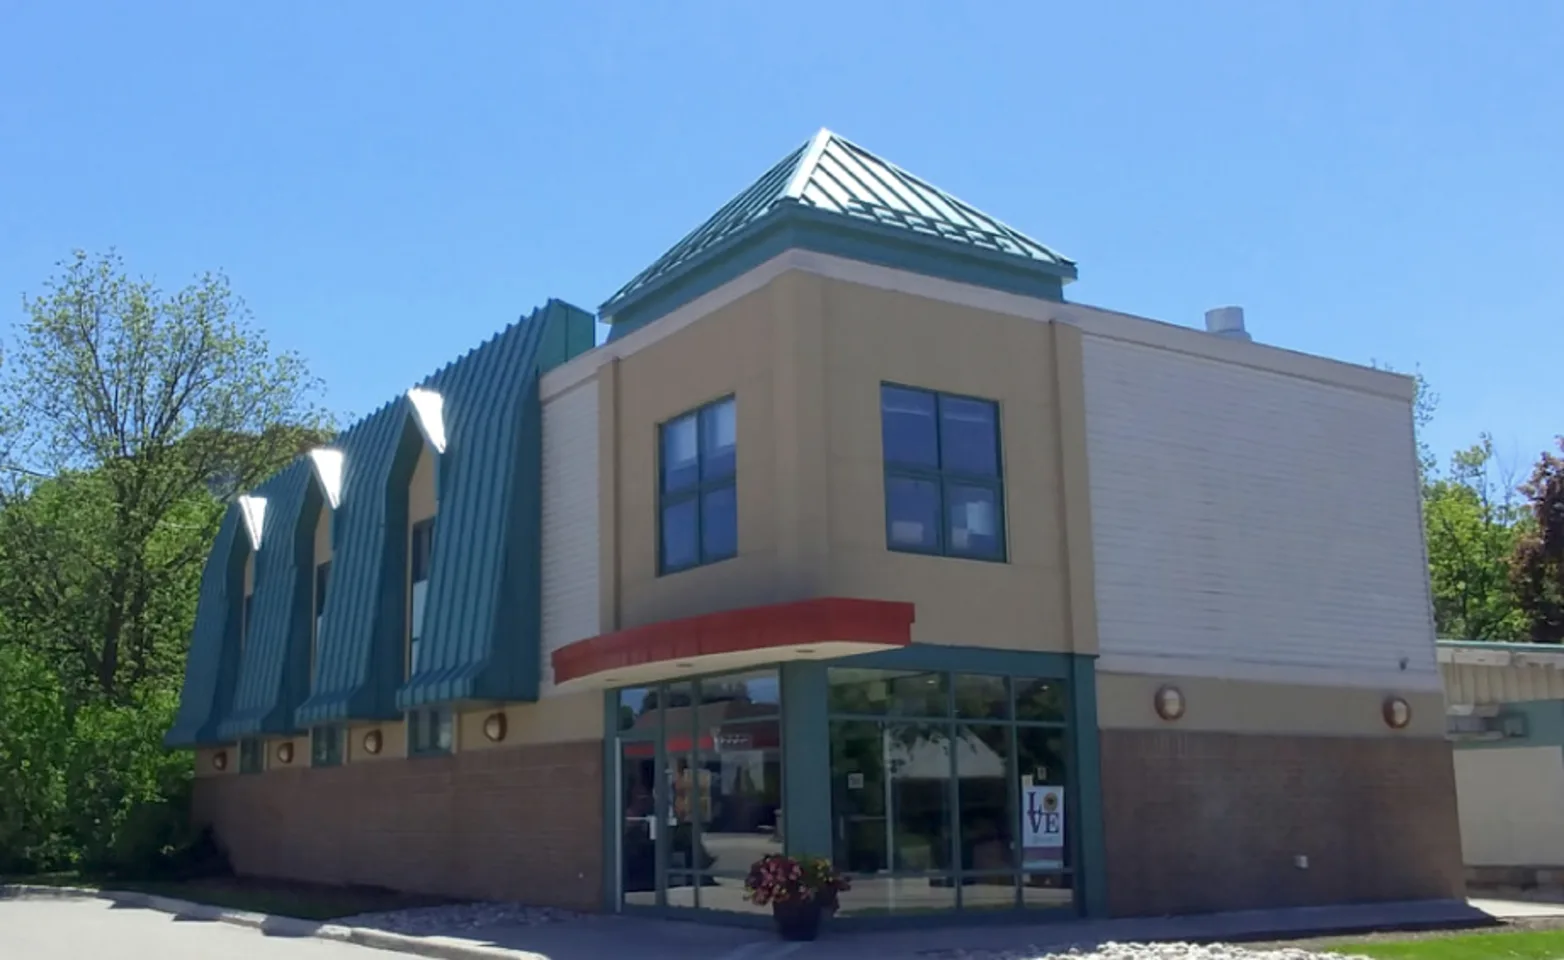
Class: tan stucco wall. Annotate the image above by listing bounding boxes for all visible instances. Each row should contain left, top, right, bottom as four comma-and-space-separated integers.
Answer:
458, 691, 604, 751
348, 721, 408, 762
267, 735, 307, 771
816, 274, 1090, 654
314, 506, 333, 562
405, 445, 436, 681
1097, 672, 1447, 738
606, 284, 782, 630
195, 746, 236, 778
600, 271, 1094, 658
409, 446, 437, 524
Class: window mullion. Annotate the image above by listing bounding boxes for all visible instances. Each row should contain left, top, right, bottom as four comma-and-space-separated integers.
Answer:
693, 470, 706, 565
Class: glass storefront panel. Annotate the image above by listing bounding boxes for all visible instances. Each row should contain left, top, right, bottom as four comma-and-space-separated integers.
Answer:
828, 668, 948, 716
958, 723, 1014, 871
695, 732, 781, 875
1015, 677, 1069, 723
665, 872, 699, 908
830, 719, 887, 872
614, 668, 783, 912
836, 875, 957, 916
616, 663, 1078, 918
887, 722, 953, 873
617, 687, 654, 734
697, 669, 780, 711
1022, 872, 1075, 908
828, 667, 1075, 917
961, 875, 1020, 911
953, 674, 1009, 720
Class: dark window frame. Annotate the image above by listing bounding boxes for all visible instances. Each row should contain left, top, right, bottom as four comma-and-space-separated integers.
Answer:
407, 706, 454, 757
881, 383, 1007, 562
238, 737, 265, 775
657, 395, 737, 576
407, 518, 435, 676
310, 725, 343, 768
311, 560, 331, 683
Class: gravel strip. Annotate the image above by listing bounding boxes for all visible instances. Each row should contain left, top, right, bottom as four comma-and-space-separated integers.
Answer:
925, 944, 1353, 960
334, 901, 589, 935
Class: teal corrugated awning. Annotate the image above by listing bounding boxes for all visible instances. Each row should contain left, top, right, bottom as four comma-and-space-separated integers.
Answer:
217, 461, 319, 740
292, 400, 419, 728
395, 300, 593, 710
165, 508, 246, 748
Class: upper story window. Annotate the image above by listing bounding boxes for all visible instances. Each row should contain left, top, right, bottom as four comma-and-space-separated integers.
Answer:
409, 518, 435, 674
659, 396, 737, 574
240, 553, 256, 654
313, 560, 330, 658
881, 384, 1006, 562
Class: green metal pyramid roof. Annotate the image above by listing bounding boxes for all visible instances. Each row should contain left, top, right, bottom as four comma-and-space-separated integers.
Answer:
601, 129, 1076, 331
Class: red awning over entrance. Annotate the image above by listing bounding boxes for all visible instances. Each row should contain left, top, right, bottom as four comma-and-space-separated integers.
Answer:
550, 596, 915, 690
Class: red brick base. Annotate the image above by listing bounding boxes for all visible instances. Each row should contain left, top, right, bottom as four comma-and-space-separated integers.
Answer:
1099, 730, 1465, 917
192, 739, 603, 909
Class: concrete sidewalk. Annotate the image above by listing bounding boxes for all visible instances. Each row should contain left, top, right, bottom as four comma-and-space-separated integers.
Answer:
399, 896, 1516, 960
2, 883, 1547, 960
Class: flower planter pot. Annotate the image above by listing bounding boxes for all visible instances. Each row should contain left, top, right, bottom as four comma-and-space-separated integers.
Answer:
772, 899, 823, 941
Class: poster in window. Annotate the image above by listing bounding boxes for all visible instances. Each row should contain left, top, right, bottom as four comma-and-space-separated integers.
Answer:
1020, 784, 1065, 870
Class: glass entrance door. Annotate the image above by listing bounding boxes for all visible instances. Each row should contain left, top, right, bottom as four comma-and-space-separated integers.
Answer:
613, 671, 784, 913
618, 744, 658, 907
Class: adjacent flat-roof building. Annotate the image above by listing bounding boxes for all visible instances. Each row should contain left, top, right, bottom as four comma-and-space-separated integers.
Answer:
166, 129, 1462, 923
1441, 640, 1564, 887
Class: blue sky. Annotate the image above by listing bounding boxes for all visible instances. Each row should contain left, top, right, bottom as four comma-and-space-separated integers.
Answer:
2, 1, 1559, 475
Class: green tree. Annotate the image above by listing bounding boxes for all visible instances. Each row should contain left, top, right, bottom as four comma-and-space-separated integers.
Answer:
0, 251, 331, 703
0, 644, 71, 872
0, 250, 332, 875
1512, 439, 1564, 643
1371, 361, 1438, 481
1424, 436, 1528, 641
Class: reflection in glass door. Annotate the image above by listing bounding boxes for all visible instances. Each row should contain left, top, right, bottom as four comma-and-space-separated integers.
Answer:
619, 745, 658, 907
614, 671, 784, 914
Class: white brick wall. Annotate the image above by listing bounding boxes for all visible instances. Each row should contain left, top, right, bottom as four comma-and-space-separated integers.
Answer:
1081, 334, 1439, 690
540, 381, 600, 693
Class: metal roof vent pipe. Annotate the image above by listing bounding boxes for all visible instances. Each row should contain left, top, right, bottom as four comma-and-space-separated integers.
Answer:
1204, 306, 1252, 342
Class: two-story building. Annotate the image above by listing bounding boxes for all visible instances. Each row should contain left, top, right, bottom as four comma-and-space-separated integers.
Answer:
166, 129, 1463, 923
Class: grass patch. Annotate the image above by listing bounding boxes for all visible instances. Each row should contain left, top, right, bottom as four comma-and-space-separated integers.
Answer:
3, 871, 454, 922
1333, 928, 1564, 959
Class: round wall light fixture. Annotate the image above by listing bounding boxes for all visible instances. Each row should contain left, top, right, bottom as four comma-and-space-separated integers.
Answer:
212, 750, 229, 772
1154, 685, 1187, 722
1383, 696, 1412, 730
276, 741, 295, 765
362, 729, 384, 756
483, 712, 508, 743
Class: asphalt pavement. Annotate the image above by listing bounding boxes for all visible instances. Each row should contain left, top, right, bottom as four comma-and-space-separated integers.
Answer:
0, 897, 407, 959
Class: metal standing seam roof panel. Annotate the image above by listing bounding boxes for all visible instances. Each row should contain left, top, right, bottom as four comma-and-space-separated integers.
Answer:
165, 507, 246, 748
216, 460, 320, 740
292, 398, 422, 727
600, 128, 1077, 328
397, 299, 592, 709
171, 298, 595, 744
